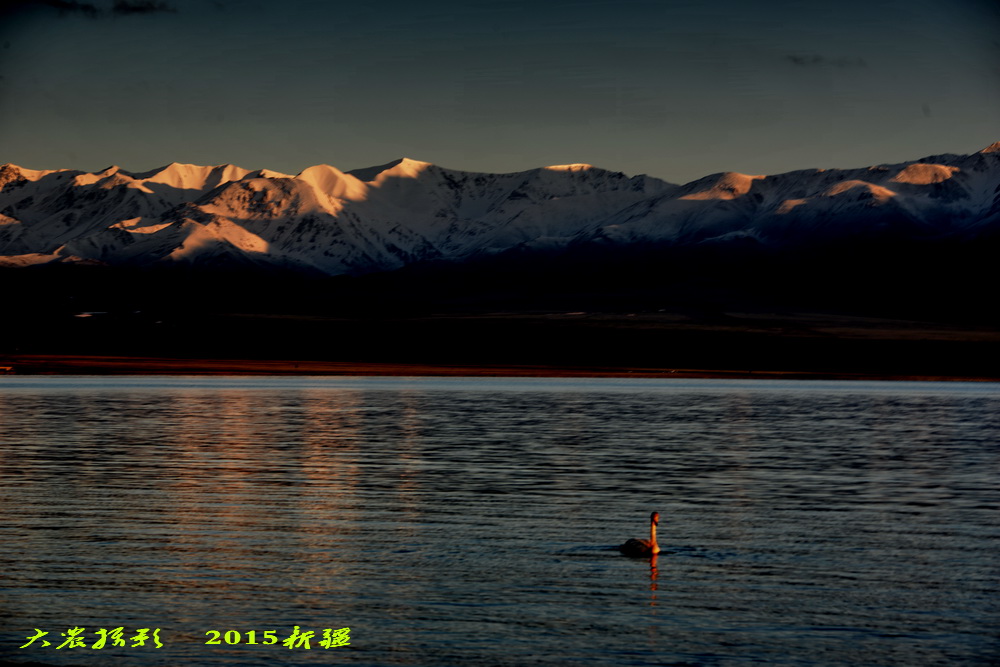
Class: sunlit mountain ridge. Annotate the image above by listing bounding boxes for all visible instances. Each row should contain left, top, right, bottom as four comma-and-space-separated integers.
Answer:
1, 144, 997, 275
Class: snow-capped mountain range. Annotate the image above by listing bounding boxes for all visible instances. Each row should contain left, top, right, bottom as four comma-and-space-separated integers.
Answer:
1, 143, 998, 275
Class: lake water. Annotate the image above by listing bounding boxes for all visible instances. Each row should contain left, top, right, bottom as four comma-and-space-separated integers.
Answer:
1, 377, 998, 666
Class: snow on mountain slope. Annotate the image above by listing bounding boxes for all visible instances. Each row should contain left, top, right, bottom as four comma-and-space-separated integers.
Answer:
0, 144, 997, 274
590, 145, 1000, 249
135, 162, 250, 191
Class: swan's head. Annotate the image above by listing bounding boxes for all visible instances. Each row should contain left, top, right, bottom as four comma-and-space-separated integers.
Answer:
650, 511, 660, 526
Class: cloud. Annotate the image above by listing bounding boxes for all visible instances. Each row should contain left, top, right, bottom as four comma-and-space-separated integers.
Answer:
785, 54, 868, 68
0, 0, 101, 18
0, 0, 177, 19
111, 0, 176, 14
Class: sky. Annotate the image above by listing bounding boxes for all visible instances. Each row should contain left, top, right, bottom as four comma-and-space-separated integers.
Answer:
0, 0, 998, 184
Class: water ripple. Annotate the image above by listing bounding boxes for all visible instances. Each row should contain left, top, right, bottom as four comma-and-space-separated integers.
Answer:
1, 378, 998, 666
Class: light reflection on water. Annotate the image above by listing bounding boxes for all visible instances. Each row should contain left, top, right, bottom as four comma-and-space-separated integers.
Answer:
1, 377, 998, 666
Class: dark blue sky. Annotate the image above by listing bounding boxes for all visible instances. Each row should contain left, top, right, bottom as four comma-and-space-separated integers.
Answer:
1, 0, 997, 183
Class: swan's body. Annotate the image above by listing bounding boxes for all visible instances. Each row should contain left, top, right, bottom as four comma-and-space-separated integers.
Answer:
619, 511, 660, 557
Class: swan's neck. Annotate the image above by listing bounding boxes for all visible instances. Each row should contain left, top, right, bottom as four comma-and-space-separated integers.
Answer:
650, 521, 660, 554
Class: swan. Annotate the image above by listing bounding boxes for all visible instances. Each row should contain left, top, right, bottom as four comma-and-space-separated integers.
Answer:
619, 511, 660, 556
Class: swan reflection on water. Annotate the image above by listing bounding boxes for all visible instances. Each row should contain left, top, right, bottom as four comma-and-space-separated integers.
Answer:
619, 511, 661, 600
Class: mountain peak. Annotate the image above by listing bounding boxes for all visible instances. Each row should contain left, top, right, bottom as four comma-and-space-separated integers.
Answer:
544, 163, 595, 172
297, 164, 367, 200
0, 163, 25, 187
244, 168, 293, 180
680, 171, 765, 200
347, 157, 433, 183
979, 141, 1000, 154
136, 162, 250, 191
890, 163, 959, 185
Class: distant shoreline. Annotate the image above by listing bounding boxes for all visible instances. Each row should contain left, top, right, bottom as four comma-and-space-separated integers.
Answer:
1, 355, 997, 383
